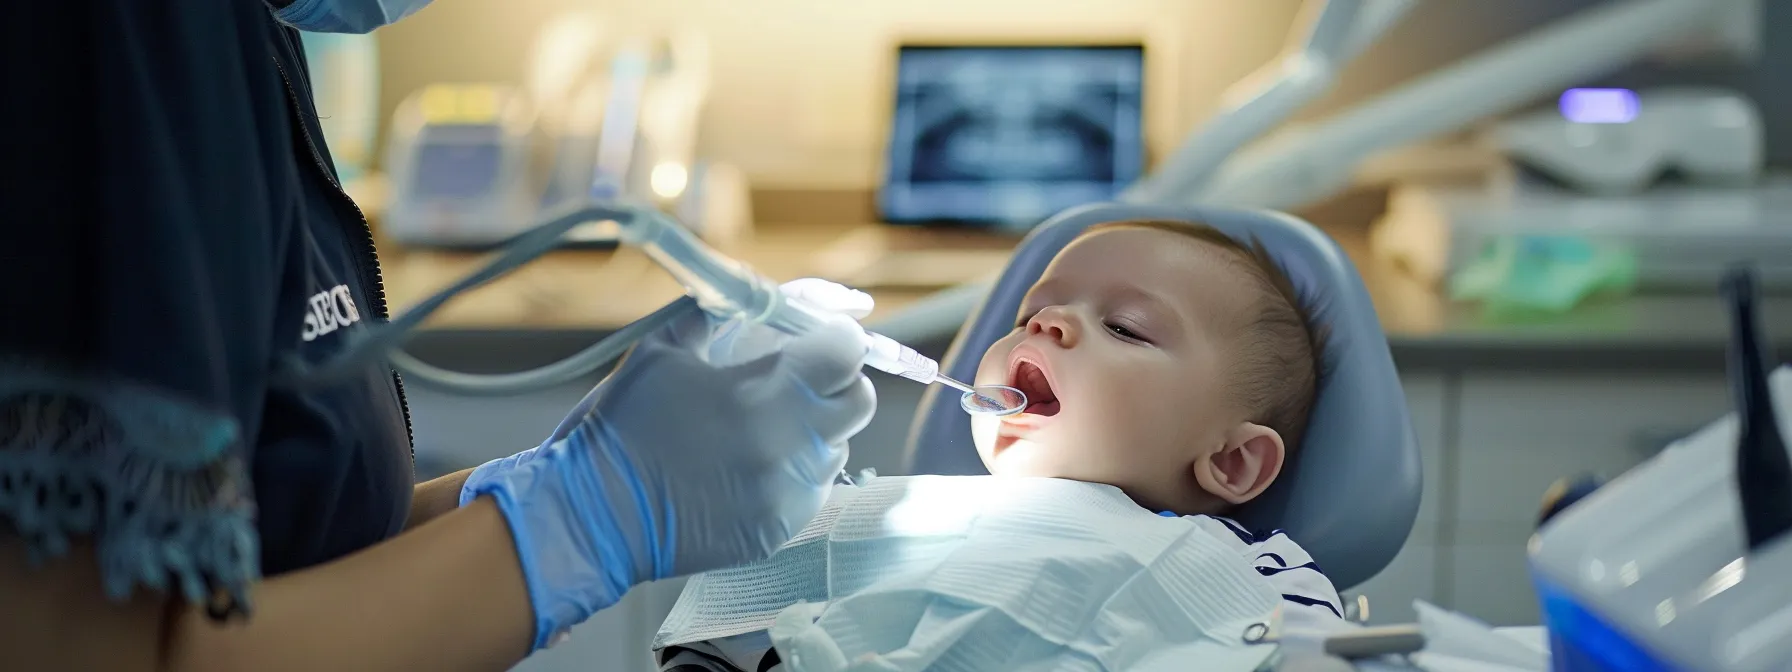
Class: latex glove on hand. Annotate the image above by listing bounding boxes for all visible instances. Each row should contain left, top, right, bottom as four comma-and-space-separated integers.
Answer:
460, 279, 878, 651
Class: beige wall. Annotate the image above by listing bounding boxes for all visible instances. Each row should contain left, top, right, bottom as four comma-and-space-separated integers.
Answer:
375, 0, 1301, 189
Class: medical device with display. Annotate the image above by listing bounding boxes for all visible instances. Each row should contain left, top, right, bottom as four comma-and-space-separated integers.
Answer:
879, 44, 1146, 230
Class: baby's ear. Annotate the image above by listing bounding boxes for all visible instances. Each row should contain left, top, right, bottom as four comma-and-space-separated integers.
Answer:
1193, 424, 1285, 505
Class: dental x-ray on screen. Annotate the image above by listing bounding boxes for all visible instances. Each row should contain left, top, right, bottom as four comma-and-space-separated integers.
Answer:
879, 45, 1145, 228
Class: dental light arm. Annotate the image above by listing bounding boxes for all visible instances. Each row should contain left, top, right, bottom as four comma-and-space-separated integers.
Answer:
1123, 0, 1416, 204
1187, 0, 1752, 211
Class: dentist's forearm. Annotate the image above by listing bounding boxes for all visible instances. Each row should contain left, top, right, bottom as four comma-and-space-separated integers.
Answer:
409, 467, 475, 530
169, 497, 535, 672
0, 498, 535, 672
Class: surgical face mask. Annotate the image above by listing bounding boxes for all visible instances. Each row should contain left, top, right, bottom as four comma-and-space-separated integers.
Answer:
657, 475, 1284, 672
272, 0, 432, 34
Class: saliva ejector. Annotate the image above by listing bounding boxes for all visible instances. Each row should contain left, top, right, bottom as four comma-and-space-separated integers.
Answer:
276, 196, 1026, 419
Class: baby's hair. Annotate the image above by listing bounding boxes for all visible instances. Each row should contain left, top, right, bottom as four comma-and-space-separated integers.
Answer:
1083, 220, 1331, 455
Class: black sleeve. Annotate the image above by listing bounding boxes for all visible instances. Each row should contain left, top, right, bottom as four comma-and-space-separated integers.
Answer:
0, 0, 289, 620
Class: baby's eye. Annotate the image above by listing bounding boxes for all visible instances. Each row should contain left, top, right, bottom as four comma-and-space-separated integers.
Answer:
1106, 322, 1145, 342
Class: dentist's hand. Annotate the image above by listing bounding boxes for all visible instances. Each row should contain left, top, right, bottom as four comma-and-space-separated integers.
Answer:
461, 279, 877, 650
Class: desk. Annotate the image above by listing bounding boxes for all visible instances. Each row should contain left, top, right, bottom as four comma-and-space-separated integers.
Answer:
380, 221, 964, 330
381, 212, 1792, 371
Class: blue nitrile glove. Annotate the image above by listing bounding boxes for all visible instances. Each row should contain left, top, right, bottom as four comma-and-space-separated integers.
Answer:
460, 279, 877, 651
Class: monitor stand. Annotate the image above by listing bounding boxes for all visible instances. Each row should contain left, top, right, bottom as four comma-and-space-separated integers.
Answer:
810, 225, 1019, 290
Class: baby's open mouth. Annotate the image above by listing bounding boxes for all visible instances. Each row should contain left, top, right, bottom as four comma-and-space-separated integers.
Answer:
1011, 360, 1060, 417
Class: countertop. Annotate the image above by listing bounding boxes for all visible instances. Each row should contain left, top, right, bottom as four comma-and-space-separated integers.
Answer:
384, 214, 1792, 374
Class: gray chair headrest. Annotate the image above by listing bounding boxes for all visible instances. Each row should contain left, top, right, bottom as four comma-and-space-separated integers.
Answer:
901, 203, 1421, 589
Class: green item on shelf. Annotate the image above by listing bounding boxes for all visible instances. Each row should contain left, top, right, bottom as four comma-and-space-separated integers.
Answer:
1449, 235, 1638, 316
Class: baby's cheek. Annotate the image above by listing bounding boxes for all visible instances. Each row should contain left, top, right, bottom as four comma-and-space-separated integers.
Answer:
1080, 391, 1175, 460
1078, 387, 1144, 439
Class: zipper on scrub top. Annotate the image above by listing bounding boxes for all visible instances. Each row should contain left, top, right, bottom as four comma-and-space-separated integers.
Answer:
270, 48, 417, 455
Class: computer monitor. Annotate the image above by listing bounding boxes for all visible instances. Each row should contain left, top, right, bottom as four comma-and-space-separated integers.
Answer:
878, 44, 1146, 229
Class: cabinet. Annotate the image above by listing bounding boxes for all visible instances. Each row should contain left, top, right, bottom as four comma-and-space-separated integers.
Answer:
1443, 372, 1730, 626
1353, 371, 1734, 627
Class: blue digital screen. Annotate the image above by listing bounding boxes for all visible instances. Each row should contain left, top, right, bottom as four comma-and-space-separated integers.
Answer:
412, 138, 503, 199
879, 45, 1145, 227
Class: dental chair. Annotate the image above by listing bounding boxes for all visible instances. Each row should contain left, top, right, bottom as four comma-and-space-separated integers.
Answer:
903, 203, 1421, 592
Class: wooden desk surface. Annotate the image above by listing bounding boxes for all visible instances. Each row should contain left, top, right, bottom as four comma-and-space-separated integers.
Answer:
380, 214, 1792, 365
379, 221, 959, 329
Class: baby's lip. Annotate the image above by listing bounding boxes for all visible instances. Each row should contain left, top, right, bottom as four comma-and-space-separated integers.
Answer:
998, 413, 1053, 433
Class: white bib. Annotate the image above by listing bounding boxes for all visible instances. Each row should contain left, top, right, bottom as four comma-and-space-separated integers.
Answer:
655, 476, 1283, 671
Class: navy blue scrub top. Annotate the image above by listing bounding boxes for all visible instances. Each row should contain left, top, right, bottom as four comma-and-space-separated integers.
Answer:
1, 1, 414, 616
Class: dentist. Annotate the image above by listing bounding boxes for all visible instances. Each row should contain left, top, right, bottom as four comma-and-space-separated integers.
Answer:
0, 1, 874, 670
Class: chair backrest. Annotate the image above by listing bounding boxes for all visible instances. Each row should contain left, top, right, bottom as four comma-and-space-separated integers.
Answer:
901, 203, 1421, 589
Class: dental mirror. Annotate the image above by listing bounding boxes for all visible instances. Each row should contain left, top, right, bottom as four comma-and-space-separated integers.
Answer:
931, 374, 1028, 416
960, 385, 1028, 416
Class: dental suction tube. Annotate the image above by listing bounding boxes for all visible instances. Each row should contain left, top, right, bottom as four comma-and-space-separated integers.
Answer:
616, 205, 987, 393
277, 196, 990, 407
274, 201, 665, 395
618, 202, 826, 335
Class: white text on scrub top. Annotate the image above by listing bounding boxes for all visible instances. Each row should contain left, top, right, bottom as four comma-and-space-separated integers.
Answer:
301, 284, 362, 342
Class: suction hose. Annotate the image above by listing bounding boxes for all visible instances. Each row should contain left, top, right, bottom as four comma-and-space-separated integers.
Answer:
273, 201, 691, 396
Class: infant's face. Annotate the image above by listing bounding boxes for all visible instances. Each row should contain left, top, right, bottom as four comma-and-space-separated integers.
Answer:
971, 227, 1259, 511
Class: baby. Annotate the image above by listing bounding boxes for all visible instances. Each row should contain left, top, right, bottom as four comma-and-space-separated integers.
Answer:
656, 221, 1340, 671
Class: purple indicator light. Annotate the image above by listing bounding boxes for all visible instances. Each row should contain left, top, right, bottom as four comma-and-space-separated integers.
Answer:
1559, 88, 1639, 124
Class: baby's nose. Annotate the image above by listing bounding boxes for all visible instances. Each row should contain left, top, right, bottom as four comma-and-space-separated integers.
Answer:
1027, 307, 1079, 346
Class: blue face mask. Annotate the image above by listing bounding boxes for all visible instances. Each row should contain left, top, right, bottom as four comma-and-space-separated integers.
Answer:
273, 0, 432, 34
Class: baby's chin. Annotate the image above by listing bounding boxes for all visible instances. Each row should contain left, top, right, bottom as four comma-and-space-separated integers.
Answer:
981, 437, 1081, 479
971, 417, 1090, 480
985, 452, 1193, 514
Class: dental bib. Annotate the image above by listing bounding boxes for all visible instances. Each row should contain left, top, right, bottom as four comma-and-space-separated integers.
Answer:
654, 475, 1283, 672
